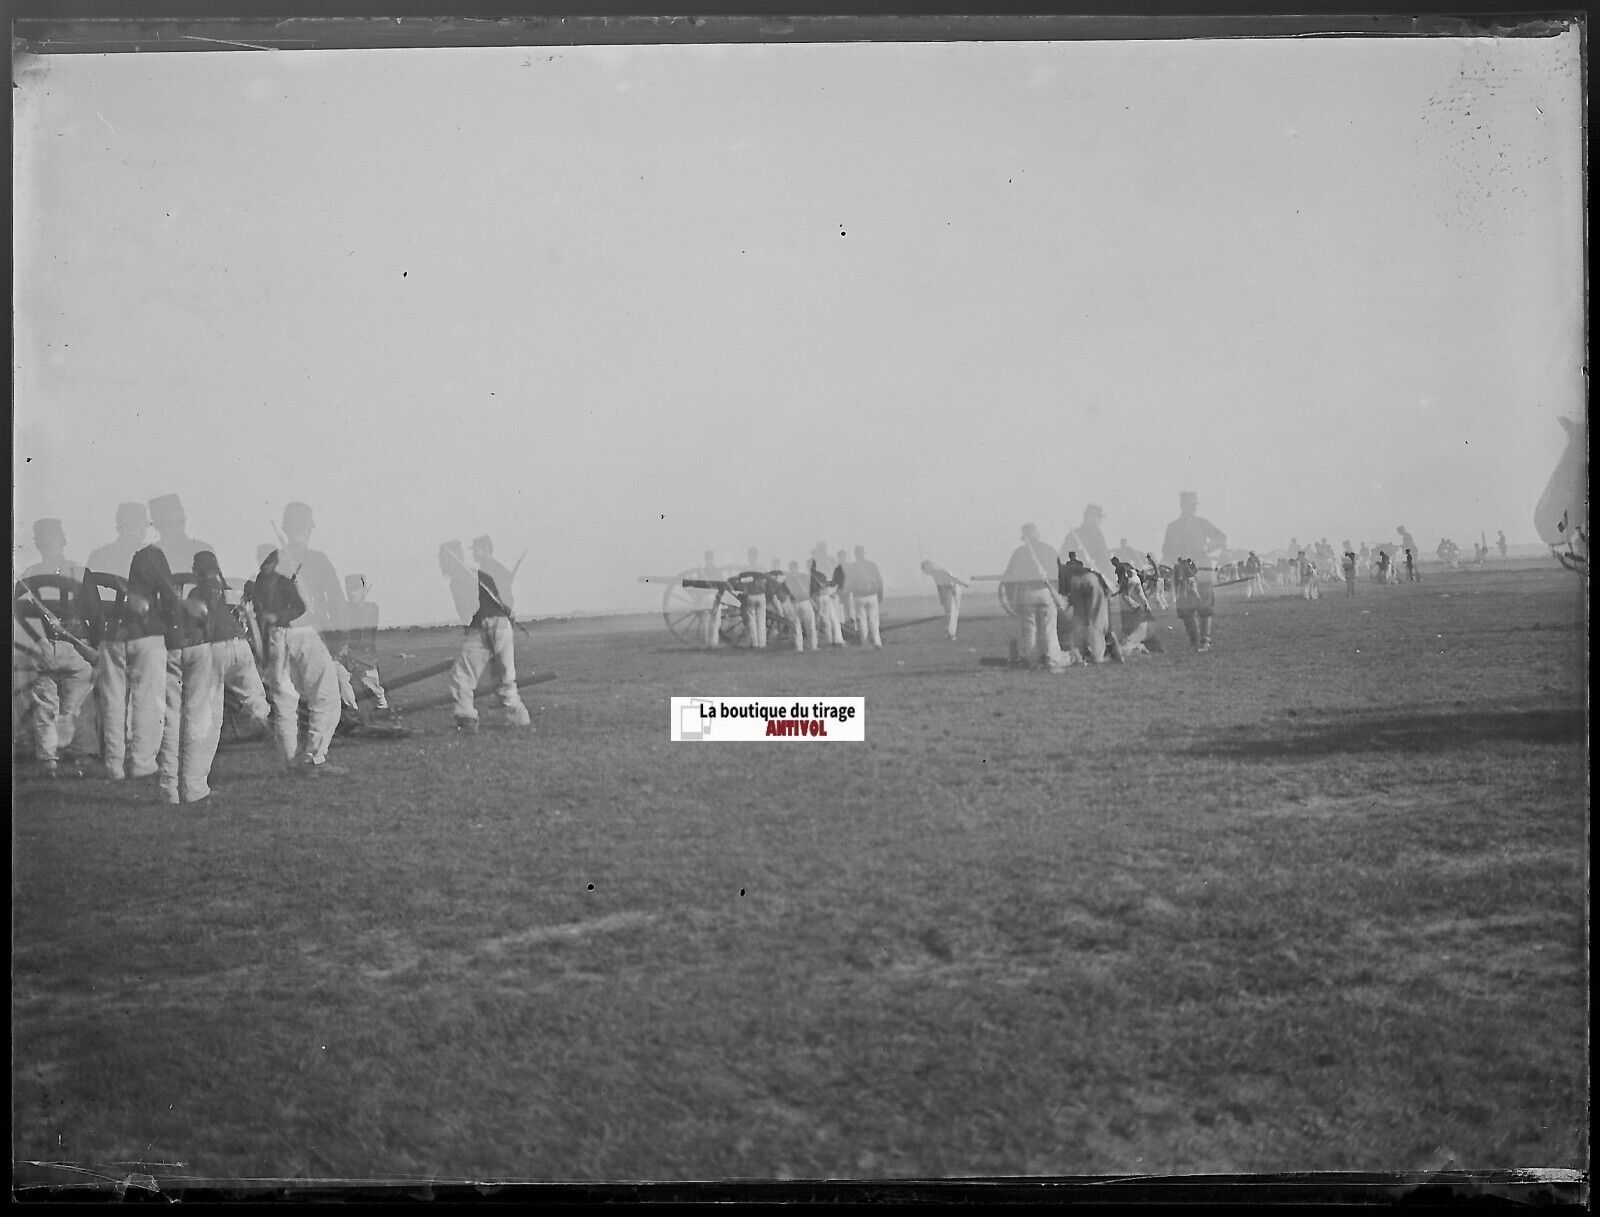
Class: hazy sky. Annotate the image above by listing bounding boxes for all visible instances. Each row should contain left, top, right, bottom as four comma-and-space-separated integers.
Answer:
13, 31, 1584, 625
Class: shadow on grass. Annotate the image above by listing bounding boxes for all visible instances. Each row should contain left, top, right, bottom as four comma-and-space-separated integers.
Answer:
1190, 707, 1585, 759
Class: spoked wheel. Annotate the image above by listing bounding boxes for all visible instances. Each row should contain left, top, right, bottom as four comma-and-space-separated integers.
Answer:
662, 569, 717, 646
996, 582, 1022, 618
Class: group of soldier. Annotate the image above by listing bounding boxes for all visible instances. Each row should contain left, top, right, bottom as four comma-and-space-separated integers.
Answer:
694, 544, 888, 651
14, 493, 548, 794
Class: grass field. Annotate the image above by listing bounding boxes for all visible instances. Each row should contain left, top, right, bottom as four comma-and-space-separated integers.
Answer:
11, 562, 1588, 1186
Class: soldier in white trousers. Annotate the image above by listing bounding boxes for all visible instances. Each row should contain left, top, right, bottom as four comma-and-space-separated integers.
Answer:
250, 549, 345, 774
13, 577, 96, 775
189, 551, 272, 761
1001, 524, 1067, 670
783, 561, 819, 651
445, 549, 531, 732
846, 545, 884, 648
920, 560, 967, 641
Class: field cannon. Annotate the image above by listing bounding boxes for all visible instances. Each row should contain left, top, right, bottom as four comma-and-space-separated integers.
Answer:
641, 570, 844, 648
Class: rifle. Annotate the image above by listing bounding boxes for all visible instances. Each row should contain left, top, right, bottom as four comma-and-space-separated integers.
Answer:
15, 581, 97, 663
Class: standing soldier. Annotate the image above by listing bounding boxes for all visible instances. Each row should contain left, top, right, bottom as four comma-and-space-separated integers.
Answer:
147, 494, 215, 576
189, 551, 273, 759
119, 546, 185, 780
1496, 530, 1508, 560
1407, 548, 1422, 582
846, 545, 884, 648
810, 542, 845, 647
1161, 492, 1227, 652
342, 575, 392, 714
1001, 524, 1067, 670
249, 549, 346, 775
920, 559, 968, 641
87, 503, 152, 579
697, 550, 726, 649
783, 560, 819, 652
739, 547, 769, 650
156, 551, 220, 806
1342, 548, 1358, 597
13, 572, 96, 777
444, 541, 533, 732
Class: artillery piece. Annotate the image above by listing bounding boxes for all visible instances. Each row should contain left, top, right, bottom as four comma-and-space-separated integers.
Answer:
643, 570, 840, 648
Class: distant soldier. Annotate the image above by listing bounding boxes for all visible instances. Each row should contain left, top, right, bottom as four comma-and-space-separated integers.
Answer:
1496, 530, 1508, 560
87, 503, 152, 580
1243, 551, 1266, 598
740, 546, 769, 649
1341, 549, 1358, 597
147, 494, 214, 576
1407, 548, 1421, 582
1001, 524, 1066, 671
846, 545, 884, 648
1162, 492, 1226, 652
1374, 548, 1393, 585
920, 559, 968, 641
1297, 550, 1321, 601
783, 561, 819, 652
1397, 525, 1417, 559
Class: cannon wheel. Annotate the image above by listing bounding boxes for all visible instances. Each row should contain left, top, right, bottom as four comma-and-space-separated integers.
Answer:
662, 569, 718, 645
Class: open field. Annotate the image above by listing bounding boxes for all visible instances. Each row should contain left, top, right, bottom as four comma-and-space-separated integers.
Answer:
11, 562, 1588, 1186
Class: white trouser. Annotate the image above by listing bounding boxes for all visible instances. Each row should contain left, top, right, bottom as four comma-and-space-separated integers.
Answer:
96, 634, 169, 778
266, 625, 342, 765
789, 598, 818, 650
1015, 585, 1063, 665
23, 638, 94, 762
158, 643, 219, 803
816, 591, 845, 645
208, 637, 270, 755
937, 583, 962, 639
701, 595, 725, 648
450, 618, 528, 724
743, 597, 767, 648
852, 593, 882, 647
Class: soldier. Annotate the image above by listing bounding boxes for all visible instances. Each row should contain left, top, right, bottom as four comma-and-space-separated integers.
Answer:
116, 545, 184, 780
783, 561, 819, 651
87, 503, 151, 579
1110, 556, 1156, 654
1243, 550, 1266, 598
697, 550, 726, 648
272, 502, 346, 637
1342, 549, 1358, 597
1161, 492, 1226, 652
740, 546, 769, 649
810, 542, 845, 647
13, 573, 96, 777
342, 575, 391, 713
189, 551, 272, 760
250, 549, 346, 774
920, 559, 968, 641
846, 545, 884, 648
147, 494, 214, 576
1001, 524, 1066, 670
154, 549, 220, 805
444, 541, 532, 732
1496, 530, 1508, 560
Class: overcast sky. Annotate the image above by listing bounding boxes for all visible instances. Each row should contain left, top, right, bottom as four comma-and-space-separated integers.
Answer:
13, 30, 1584, 625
